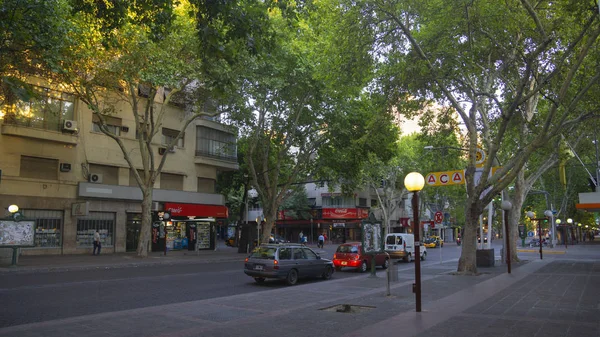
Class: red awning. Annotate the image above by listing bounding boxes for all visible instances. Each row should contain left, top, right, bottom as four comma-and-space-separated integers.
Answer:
164, 203, 228, 218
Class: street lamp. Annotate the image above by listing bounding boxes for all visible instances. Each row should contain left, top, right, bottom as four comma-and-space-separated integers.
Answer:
404, 171, 424, 313
527, 211, 542, 259
544, 210, 555, 247
501, 200, 512, 274
567, 218, 573, 248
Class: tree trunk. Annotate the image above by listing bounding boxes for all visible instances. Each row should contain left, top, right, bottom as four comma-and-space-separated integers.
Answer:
136, 189, 153, 257
509, 170, 527, 262
457, 202, 480, 274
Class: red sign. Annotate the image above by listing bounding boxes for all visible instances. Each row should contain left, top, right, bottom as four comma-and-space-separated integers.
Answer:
164, 203, 228, 218
399, 218, 410, 227
434, 211, 444, 224
322, 208, 367, 219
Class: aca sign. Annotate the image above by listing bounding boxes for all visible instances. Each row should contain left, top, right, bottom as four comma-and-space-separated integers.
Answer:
425, 170, 465, 187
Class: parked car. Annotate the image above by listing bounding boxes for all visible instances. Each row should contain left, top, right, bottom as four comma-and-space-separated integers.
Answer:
423, 236, 444, 248
332, 242, 390, 272
385, 233, 427, 262
244, 243, 334, 285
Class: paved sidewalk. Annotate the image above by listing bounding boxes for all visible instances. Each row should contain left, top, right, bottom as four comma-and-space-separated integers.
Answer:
1, 254, 598, 337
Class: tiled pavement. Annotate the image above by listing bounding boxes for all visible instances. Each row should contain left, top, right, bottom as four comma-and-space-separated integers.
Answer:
1, 257, 599, 337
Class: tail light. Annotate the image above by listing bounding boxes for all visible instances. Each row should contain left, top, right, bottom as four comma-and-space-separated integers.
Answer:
274, 259, 279, 270
403, 242, 406, 251
333, 253, 337, 259
245, 257, 249, 262
353, 254, 360, 261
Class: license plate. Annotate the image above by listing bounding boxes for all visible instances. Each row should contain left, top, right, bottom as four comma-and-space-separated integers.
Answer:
254, 265, 263, 271
341, 261, 347, 265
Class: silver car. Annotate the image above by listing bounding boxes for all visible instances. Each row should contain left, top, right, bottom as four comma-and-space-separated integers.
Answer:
244, 243, 334, 285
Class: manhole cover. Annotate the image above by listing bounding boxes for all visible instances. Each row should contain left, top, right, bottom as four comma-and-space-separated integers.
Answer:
320, 304, 375, 313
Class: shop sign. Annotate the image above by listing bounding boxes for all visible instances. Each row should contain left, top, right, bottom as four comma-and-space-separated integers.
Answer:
333, 223, 346, 228
164, 203, 228, 218
322, 208, 362, 219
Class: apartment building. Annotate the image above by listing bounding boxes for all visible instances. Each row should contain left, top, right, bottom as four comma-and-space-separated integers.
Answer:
0, 77, 237, 257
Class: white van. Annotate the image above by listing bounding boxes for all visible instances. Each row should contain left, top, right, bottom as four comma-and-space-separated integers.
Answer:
384, 233, 427, 262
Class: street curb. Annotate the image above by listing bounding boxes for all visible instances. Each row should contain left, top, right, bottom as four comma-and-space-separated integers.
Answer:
516, 249, 566, 254
0, 256, 245, 274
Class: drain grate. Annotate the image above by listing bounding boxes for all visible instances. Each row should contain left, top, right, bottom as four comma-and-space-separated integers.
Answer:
320, 304, 375, 313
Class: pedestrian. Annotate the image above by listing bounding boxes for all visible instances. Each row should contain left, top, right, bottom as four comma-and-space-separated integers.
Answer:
318, 234, 325, 248
299, 231, 304, 243
93, 230, 101, 255
323, 233, 328, 245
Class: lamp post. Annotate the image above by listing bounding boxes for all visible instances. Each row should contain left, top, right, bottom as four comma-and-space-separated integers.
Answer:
544, 210, 555, 248
527, 211, 542, 259
404, 172, 425, 313
501, 200, 512, 274
567, 218, 573, 248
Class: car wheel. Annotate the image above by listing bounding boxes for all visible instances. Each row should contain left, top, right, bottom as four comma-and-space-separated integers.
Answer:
403, 255, 410, 263
254, 277, 265, 284
286, 269, 299, 286
359, 260, 368, 273
382, 258, 389, 269
421, 251, 427, 261
322, 266, 334, 280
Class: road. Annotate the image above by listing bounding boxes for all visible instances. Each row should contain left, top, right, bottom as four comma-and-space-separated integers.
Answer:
4, 239, 594, 330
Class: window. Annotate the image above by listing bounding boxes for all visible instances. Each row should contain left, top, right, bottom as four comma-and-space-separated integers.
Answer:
76, 212, 115, 247
162, 128, 184, 148
371, 199, 378, 207
92, 115, 121, 136
196, 126, 237, 161
303, 248, 318, 260
88, 164, 119, 185
160, 173, 183, 190
22, 209, 63, 248
293, 248, 306, 260
3, 86, 74, 131
322, 195, 355, 207
20, 156, 58, 180
197, 177, 215, 193
129, 169, 145, 187
278, 248, 292, 260
359, 198, 367, 207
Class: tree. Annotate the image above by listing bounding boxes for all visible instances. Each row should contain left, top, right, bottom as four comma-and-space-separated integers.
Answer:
225, 2, 399, 243
56, 1, 277, 257
0, 0, 72, 105
354, 0, 600, 273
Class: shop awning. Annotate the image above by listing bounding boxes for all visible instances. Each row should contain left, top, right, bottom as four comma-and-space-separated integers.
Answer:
164, 203, 228, 218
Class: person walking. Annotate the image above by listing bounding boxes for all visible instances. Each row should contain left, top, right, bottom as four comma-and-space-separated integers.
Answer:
318, 234, 325, 249
93, 230, 101, 255
299, 231, 304, 243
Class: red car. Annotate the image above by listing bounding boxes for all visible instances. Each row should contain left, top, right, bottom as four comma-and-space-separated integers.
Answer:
332, 243, 390, 272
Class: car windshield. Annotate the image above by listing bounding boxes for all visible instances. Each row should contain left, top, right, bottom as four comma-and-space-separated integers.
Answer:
336, 245, 359, 253
425, 238, 436, 243
386, 236, 402, 245
249, 247, 276, 259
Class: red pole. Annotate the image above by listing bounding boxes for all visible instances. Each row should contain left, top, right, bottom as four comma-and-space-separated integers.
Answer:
538, 220, 543, 260
412, 191, 422, 312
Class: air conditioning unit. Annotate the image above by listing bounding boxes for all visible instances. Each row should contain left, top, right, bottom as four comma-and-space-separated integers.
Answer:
59, 163, 72, 172
89, 173, 103, 184
121, 126, 130, 133
63, 120, 78, 132
158, 147, 167, 155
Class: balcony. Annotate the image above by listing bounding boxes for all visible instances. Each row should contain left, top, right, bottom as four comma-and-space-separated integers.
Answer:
194, 149, 238, 171
1, 118, 78, 145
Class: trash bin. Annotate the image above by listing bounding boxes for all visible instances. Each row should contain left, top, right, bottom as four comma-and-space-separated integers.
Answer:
388, 262, 398, 282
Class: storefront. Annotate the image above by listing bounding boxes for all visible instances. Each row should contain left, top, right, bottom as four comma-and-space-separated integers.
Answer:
161, 203, 228, 251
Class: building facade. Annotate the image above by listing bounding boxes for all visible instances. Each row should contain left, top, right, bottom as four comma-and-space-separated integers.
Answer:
0, 78, 237, 258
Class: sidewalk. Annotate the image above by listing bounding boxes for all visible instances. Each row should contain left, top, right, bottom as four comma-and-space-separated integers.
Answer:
1, 253, 598, 337
0, 243, 246, 273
